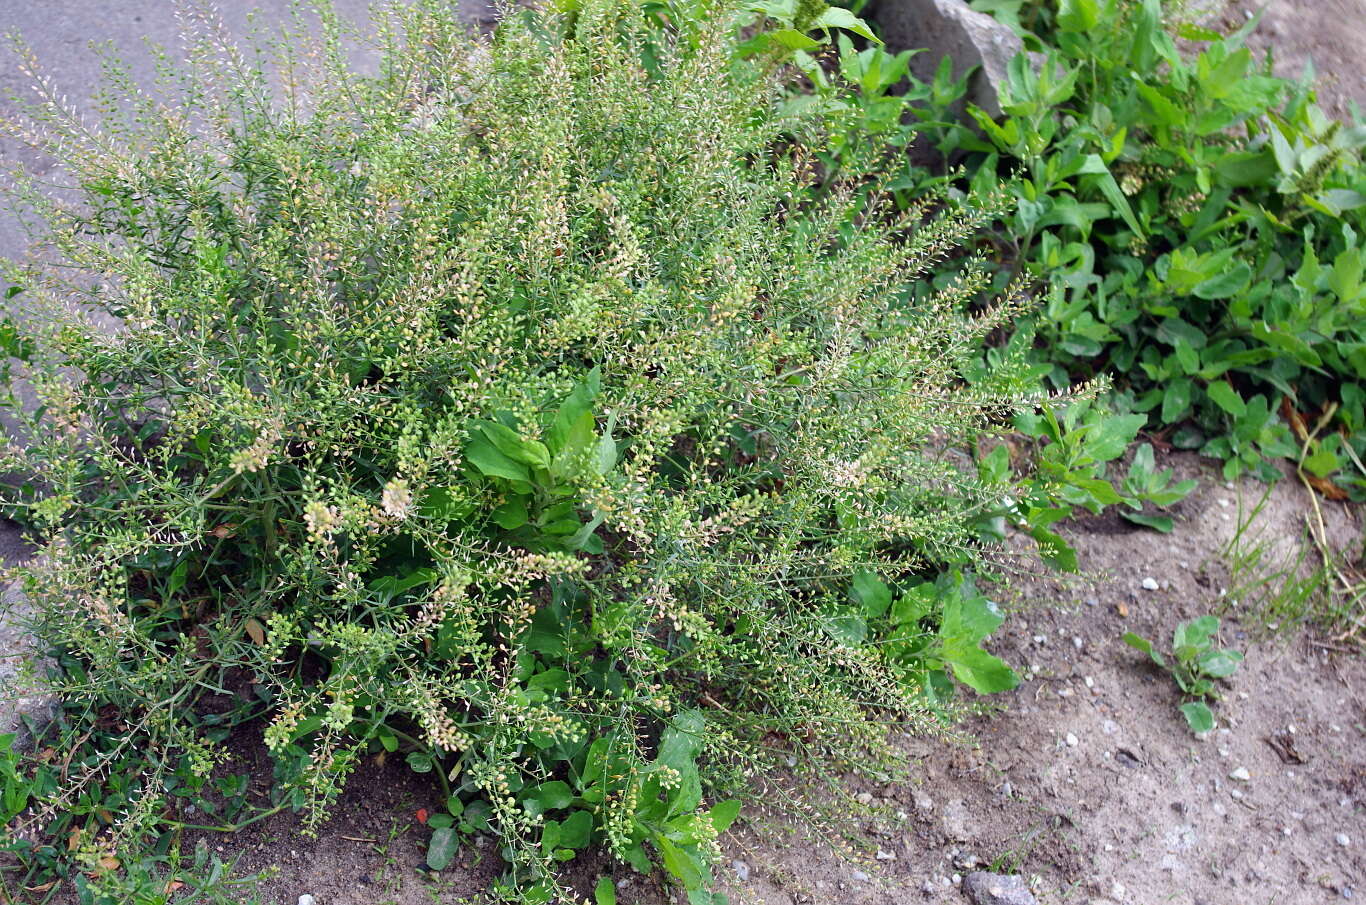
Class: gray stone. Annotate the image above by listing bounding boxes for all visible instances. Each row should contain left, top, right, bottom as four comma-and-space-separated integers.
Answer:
0, 578, 57, 751
871, 0, 1023, 117
962, 871, 1040, 905
940, 797, 972, 840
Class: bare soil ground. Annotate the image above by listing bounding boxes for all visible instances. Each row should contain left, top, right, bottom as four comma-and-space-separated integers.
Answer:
154, 452, 1364, 905
1221, 0, 1366, 120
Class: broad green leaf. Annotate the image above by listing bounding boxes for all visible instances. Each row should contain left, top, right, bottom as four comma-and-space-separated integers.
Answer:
708, 799, 742, 833
812, 7, 881, 43
594, 412, 618, 475
1057, 0, 1100, 33
548, 370, 599, 453
767, 28, 820, 50
426, 827, 458, 871
823, 612, 867, 645
465, 437, 531, 483
552, 411, 597, 476
1206, 382, 1247, 417
1215, 149, 1277, 187
945, 646, 1020, 693
1250, 322, 1322, 366
1329, 246, 1363, 302
1193, 262, 1251, 300
939, 584, 1019, 693
1162, 378, 1193, 422
940, 583, 1004, 642
478, 421, 550, 469
658, 710, 705, 773
656, 836, 706, 889
1087, 413, 1147, 462
891, 583, 936, 626
1069, 477, 1124, 506
1179, 701, 1215, 733
1122, 511, 1174, 532
1177, 22, 1224, 41
851, 570, 892, 618
533, 780, 574, 811
491, 496, 529, 530
558, 809, 594, 849
1198, 648, 1243, 678
595, 877, 617, 905
1173, 615, 1218, 651
1030, 524, 1079, 572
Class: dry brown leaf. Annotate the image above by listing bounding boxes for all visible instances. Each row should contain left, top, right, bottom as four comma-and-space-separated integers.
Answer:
1305, 474, 1350, 500
1280, 396, 1309, 444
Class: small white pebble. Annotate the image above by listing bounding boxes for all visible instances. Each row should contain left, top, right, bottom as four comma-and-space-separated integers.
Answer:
1229, 767, 1251, 781
1230, 789, 1245, 800
876, 849, 896, 861
952, 873, 962, 885
298, 897, 316, 905
1033, 634, 1046, 644
1058, 688, 1074, 698
1337, 833, 1352, 848
1065, 733, 1079, 747
1072, 636, 1083, 650
1084, 676, 1094, 688
1141, 577, 1160, 591
855, 791, 873, 805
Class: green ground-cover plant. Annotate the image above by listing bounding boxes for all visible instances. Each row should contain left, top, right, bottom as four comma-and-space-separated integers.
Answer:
1123, 615, 1243, 732
0, 0, 1043, 900
823, 0, 1366, 498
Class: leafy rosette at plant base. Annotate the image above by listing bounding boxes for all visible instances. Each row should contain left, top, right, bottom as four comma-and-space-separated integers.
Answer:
0, 0, 1039, 899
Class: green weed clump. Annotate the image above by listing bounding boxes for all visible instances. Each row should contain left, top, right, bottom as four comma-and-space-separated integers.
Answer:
826, 0, 1366, 498
0, 0, 1035, 899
